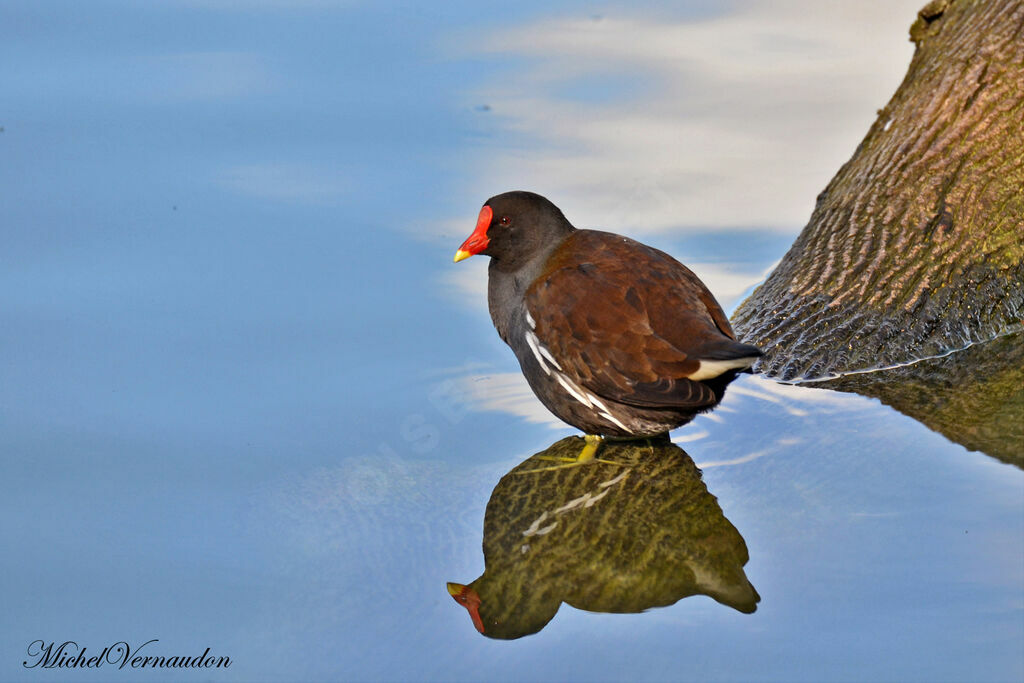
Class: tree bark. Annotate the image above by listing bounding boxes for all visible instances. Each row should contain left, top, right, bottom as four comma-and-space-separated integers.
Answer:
733, 0, 1024, 381
816, 331, 1024, 468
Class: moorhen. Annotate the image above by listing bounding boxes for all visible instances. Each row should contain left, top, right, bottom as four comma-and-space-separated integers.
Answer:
454, 191, 761, 466
447, 436, 759, 638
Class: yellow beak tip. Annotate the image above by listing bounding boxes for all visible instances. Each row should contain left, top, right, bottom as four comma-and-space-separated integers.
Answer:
447, 582, 465, 596
453, 250, 472, 263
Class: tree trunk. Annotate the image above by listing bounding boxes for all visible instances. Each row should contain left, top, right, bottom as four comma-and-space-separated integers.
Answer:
816, 331, 1024, 468
732, 0, 1024, 381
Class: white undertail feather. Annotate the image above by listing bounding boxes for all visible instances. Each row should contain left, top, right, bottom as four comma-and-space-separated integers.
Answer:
688, 356, 759, 381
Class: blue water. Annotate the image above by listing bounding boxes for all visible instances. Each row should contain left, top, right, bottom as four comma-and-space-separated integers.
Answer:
3, 1, 1021, 681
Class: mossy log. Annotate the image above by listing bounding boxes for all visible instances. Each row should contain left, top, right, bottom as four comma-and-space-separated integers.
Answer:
733, 0, 1024, 381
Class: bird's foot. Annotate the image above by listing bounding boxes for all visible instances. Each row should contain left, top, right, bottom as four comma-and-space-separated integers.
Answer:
519, 435, 621, 473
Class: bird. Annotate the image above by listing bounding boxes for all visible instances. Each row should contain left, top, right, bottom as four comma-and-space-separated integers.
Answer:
454, 191, 761, 467
447, 436, 759, 639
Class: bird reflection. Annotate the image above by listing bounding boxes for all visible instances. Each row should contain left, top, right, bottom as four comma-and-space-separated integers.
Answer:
447, 436, 758, 639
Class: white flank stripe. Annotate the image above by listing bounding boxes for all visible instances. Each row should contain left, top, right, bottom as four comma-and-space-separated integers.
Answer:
534, 521, 558, 535
524, 310, 536, 329
538, 344, 562, 370
522, 511, 549, 536
526, 337, 631, 433
555, 373, 593, 407
587, 394, 610, 412
585, 393, 630, 432
600, 410, 630, 432
599, 471, 629, 488
525, 331, 552, 375
555, 494, 590, 514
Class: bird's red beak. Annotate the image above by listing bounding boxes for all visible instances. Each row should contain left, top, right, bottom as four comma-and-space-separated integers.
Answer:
454, 205, 492, 262
446, 582, 485, 633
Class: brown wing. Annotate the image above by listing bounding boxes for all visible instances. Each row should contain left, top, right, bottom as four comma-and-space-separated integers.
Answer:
525, 231, 751, 409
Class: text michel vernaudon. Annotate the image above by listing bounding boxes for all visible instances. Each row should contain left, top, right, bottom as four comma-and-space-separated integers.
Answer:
24, 640, 231, 670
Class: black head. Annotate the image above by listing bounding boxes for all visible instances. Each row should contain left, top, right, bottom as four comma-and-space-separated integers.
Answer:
446, 579, 559, 640
454, 191, 575, 271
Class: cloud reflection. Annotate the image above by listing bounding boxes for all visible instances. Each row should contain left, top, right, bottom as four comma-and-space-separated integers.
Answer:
453, 0, 921, 233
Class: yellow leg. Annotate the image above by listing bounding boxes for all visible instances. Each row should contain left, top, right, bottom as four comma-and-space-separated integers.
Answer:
519, 435, 622, 473
579, 434, 603, 462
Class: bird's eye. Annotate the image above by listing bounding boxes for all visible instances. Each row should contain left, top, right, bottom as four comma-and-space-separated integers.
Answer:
499, 215, 511, 226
